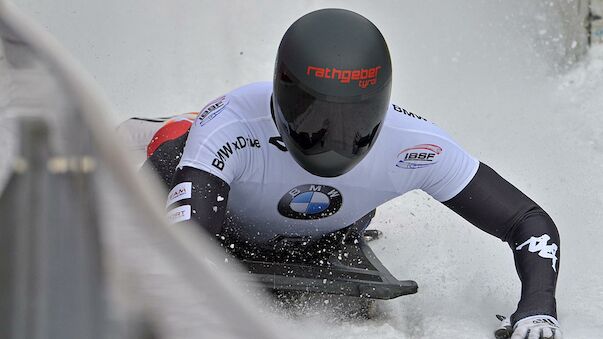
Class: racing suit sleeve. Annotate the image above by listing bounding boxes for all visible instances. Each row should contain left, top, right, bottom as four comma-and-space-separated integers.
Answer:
164, 95, 248, 236
166, 166, 230, 236
442, 162, 560, 325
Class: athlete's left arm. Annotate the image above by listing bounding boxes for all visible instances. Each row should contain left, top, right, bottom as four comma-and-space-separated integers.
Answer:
442, 162, 560, 326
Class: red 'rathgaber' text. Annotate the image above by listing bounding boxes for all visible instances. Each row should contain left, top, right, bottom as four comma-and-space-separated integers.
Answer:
306, 65, 382, 88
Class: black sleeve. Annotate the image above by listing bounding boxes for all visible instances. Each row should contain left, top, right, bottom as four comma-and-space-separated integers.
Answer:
167, 166, 230, 236
443, 162, 559, 325
142, 132, 189, 187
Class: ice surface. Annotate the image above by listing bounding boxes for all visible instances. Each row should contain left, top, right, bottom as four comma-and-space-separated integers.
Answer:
8, 1, 603, 338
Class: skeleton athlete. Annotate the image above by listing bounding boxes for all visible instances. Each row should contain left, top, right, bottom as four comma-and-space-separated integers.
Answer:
120, 9, 563, 339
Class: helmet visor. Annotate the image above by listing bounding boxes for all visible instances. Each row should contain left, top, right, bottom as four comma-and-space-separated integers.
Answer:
274, 78, 391, 177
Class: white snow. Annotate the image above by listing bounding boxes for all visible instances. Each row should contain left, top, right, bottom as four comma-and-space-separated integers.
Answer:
8, 1, 603, 338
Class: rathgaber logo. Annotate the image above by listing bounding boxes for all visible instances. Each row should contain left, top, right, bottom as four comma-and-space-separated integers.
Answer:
278, 184, 343, 220
516, 234, 559, 272
306, 65, 382, 88
396, 144, 443, 169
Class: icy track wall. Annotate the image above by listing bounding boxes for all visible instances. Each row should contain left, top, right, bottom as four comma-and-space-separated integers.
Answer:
7, 1, 603, 339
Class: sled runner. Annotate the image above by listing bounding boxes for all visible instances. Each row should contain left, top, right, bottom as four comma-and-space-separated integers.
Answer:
228, 211, 418, 300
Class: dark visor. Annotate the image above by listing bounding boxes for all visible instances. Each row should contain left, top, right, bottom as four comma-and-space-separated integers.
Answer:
274, 76, 391, 177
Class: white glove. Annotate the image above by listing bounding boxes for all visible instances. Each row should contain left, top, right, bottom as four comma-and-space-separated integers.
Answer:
495, 315, 562, 339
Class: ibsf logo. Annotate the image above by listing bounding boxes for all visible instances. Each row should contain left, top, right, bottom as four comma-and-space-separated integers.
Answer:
278, 184, 343, 220
306, 65, 382, 88
197, 95, 229, 127
396, 144, 443, 169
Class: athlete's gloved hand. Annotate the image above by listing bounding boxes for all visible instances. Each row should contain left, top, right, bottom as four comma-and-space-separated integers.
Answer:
494, 315, 562, 339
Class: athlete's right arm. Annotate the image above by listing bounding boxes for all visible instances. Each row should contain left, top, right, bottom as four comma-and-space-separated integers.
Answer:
163, 94, 244, 236
166, 166, 230, 236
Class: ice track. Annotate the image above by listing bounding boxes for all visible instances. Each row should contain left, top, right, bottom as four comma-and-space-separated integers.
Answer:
8, 1, 603, 338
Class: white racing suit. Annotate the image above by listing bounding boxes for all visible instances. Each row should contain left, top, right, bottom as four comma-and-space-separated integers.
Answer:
118, 82, 560, 326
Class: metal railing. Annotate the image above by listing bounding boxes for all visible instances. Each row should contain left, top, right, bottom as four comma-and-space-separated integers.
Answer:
0, 118, 108, 339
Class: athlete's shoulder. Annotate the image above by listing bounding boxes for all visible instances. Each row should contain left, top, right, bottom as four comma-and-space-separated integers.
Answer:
378, 102, 479, 201
194, 81, 272, 128
223, 81, 272, 120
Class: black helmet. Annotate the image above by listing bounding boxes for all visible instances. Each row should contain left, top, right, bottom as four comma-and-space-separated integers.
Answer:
273, 8, 392, 177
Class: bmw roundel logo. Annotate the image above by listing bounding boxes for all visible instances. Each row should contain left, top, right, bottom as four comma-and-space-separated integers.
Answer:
278, 184, 343, 220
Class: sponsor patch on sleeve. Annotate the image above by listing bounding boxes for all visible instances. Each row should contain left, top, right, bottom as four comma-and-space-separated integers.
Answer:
167, 205, 191, 224
197, 95, 229, 127
396, 144, 443, 169
516, 234, 559, 272
166, 182, 192, 207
